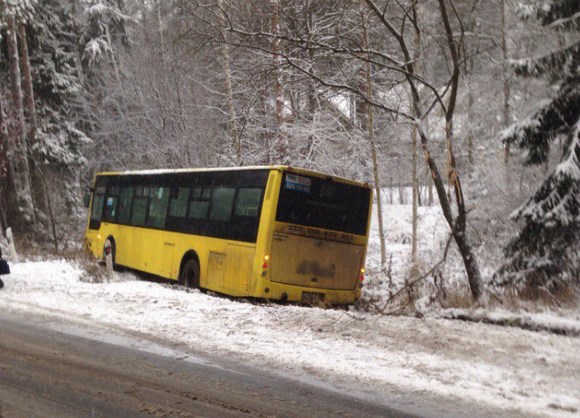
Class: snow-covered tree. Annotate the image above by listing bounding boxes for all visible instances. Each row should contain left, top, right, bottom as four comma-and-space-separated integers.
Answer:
1, 0, 91, 242
28, 0, 90, 216
78, 0, 129, 72
498, 0, 580, 290
0, 0, 38, 228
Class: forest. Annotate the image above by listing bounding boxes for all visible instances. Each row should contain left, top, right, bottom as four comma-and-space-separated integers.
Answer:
0, 0, 578, 309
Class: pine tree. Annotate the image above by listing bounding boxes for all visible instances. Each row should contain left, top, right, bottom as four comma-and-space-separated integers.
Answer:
498, 0, 580, 290
0, 0, 37, 227
78, 0, 129, 79
27, 0, 91, 220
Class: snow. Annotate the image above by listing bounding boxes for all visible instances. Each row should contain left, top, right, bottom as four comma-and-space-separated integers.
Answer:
84, 37, 111, 63
364, 191, 449, 300
554, 121, 580, 180
328, 93, 352, 119
0, 185, 578, 416
104, 165, 278, 176
1, 258, 579, 416
510, 121, 580, 226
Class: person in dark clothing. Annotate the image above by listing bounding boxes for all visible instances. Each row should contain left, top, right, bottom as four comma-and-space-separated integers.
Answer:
0, 247, 9, 289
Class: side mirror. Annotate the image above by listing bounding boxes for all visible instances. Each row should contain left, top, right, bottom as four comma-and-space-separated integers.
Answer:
84, 187, 92, 208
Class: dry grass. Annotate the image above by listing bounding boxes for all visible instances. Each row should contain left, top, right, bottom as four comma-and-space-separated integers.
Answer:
499, 283, 580, 311
77, 253, 110, 283
439, 285, 477, 309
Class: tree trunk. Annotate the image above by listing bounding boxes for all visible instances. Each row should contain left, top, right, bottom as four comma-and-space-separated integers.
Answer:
410, 3, 421, 267
271, 0, 286, 163
217, 0, 241, 163
17, 22, 37, 144
411, 125, 418, 263
501, 0, 511, 164
418, 129, 482, 300
466, 87, 475, 166
426, 163, 433, 206
303, 0, 319, 117
18, 21, 48, 223
105, 25, 122, 85
156, 0, 165, 64
370, 141, 387, 268
437, 0, 483, 300
0, 91, 21, 232
6, 14, 36, 225
361, 4, 387, 270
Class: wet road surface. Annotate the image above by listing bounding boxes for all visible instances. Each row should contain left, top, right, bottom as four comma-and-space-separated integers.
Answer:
0, 313, 411, 417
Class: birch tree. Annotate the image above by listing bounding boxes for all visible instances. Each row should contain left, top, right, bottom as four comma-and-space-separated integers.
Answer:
216, 0, 241, 163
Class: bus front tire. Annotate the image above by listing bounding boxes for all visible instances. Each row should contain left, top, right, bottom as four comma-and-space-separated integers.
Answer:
181, 259, 200, 289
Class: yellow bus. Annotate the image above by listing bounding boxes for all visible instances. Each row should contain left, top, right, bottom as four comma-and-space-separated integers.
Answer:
85, 166, 372, 305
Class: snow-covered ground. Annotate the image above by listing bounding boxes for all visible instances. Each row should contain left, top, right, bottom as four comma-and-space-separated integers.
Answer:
364, 199, 451, 302
1, 199, 579, 416
1, 260, 579, 417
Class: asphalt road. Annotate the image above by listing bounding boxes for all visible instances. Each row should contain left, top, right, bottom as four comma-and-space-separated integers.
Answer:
0, 312, 412, 418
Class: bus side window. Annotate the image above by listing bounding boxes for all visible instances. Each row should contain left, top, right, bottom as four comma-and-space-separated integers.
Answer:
90, 193, 105, 222
103, 184, 120, 222
103, 196, 119, 222
209, 188, 235, 221
147, 187, 170, 228
234, 188, 262, 218
117, 187, 134, 224
188, 187, 210, 220
84, 187, 92, 208
131, 186, 148, 226
168, 187, 189, 218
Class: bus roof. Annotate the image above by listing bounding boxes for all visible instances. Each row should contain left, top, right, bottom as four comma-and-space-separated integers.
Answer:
95, 166, 370, 188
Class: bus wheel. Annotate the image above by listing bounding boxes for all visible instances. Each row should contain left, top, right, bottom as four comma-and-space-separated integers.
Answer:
181, 259, 200, 289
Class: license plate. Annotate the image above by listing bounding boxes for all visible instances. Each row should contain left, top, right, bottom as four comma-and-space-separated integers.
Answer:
302, 291, 325, 304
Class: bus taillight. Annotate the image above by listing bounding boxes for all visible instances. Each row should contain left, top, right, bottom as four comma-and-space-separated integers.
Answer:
359, 267, 365, 282
262, 255, 270, 270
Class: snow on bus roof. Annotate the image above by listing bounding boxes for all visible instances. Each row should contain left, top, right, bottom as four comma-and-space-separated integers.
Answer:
100, 165, 277, 176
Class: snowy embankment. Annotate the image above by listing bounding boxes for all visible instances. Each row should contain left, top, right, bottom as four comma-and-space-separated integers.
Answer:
364, 200, 450, 300
1, 260, 579, 417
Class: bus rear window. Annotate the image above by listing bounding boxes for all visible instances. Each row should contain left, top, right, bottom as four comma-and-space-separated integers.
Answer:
275, 173, 370, 235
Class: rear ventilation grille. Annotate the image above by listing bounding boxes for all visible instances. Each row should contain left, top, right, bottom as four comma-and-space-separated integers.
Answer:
283, 224, 354, 243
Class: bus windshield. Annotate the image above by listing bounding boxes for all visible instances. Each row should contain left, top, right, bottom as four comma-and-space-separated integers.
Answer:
275, 172, 371, 235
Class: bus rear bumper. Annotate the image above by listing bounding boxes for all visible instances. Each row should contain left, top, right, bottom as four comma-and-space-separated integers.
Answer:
256, 281, 360, 305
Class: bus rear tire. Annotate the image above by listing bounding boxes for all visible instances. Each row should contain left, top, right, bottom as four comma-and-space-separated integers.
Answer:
181, 259, 200, 289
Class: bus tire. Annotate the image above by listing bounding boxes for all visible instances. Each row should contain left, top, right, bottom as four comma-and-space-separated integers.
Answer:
181, 259, 200, 289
